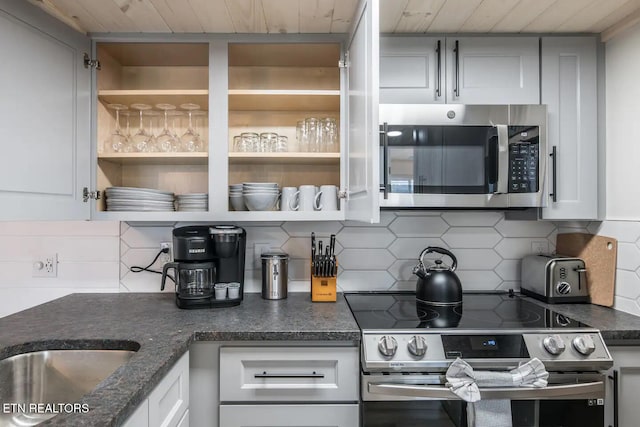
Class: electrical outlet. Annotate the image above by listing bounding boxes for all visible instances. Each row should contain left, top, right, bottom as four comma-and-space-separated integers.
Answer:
531, 241, 549, 254
254, 243, 271, 269
32, 253, 58, 278
160, 242, 172, 264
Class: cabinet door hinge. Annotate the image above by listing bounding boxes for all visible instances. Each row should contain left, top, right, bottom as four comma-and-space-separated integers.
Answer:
83, 53, 101, 70
338, 190, 348, 199
339, 52, 350, 69
83, 187, 101, 202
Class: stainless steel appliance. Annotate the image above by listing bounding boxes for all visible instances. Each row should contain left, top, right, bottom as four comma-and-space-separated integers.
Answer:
161, 225, 246, 309
261, 251, 289, 300
379, 104, 547, 209
344, 291, 612, 427
521, 254, 589, 303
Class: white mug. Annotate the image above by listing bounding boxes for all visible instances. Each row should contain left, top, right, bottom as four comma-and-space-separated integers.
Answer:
316, 185, 339, 211
296, 185, 320, 211
281, 187, 299, 211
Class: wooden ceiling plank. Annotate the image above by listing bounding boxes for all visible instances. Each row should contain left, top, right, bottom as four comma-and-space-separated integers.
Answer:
490, 0, 557, 32
145, 0, 203, 32
379, 0, 409, 33
299, 0, 334, 33
49, 0, 113, 32
27, 0, 87, 33
225, 0, 268, 33
427, 0, 483, 32
557, 0, 630, 32
460, 0, 521, 32
62, 0, 140, 32
262, 0, 299, 33
522, 0, 599, 32
590, 0, 640, 32
394, 0, 447, 33
601, 4, 640, 41
331, 0, 359, 32
112, 0, 171, 32
188, 0, 235, 33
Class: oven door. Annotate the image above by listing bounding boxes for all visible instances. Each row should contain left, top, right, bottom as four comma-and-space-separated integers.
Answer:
362, 373, 606, 427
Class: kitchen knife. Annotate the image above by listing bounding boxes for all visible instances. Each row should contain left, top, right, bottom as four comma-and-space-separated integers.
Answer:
325, 246, 330, 277
311, 232, 316, 275
329, 234, 336, 277
317, 240, 323, 276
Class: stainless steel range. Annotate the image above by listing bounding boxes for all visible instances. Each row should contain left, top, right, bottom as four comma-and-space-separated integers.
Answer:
344, 291, 613, 427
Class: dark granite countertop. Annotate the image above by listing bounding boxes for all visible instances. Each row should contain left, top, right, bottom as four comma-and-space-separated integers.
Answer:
0, 292, 359, 427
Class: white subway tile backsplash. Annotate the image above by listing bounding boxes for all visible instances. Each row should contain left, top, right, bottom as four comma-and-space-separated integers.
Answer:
0, 221, 119, 236
121, 226, 172, 248
389, 216, 449, 237
442, 227, 502, 249
338, 271, 395, 291
441, 211, 502, 227
340, 248, 395, 270
615, 270, 640, 300
617, 243, 640, 271
388, 238, 448, 260
456, 271, 503, 290
282, 221, 343, 237
243, 226, 289, 247
614, 296, 640, 317
495, 219, 555, 238
591, 221, 640, 243
0, 236, 119, 262
388, 259, 418, 281
495, 260, 521, 281
342, 211, 396, 227
494, 238, 539, 260
453, 249, 502, 270
337, 227, 396, 249
288, 259, 311, 281
0, 261, 119, 288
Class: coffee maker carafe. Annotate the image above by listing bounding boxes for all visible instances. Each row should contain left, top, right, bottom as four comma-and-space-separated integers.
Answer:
161, 225, 246, 309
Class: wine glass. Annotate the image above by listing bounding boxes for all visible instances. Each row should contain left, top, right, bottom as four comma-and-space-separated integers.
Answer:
119, 110, 135, 153
105, 104, 128, 153
167, 110, 183, 151
191, 109, 208, 152
130, 103, 153, 152
155, 104, 179, 152
143, 109, 161, 152
179, 103, 203, 152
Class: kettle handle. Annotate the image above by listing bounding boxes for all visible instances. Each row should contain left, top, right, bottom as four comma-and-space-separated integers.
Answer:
418, 247, 458, 271
161, 262, 179, 291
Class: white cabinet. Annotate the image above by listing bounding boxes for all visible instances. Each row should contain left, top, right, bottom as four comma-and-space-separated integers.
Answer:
219, 404, 359, 426
122, 352, 189, 427
380, 36, 539, 105
605, 346, 640, 427
0, 0, 91, 220
541, 37, 599, 220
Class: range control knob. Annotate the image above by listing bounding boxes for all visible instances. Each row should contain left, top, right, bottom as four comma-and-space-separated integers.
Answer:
556, 282, 572, 295
377, 336, 398, 358
407, 336, 427, 358
572, 335, 596, 356
543, 335, 566, 356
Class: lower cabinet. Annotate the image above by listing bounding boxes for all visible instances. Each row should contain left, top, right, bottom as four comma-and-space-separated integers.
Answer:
605, 346, 640, 427
219, 404, 359, 426
122, 351, 189, 427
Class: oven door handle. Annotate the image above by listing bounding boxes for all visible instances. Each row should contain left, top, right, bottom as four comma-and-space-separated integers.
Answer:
494, 124, 509, 195
368, 381, 605, 400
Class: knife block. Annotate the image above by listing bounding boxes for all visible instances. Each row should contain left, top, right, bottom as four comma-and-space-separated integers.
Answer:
310, 261, 337, 302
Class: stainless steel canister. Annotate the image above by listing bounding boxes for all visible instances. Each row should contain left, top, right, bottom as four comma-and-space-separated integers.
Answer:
261, 252, 289, 300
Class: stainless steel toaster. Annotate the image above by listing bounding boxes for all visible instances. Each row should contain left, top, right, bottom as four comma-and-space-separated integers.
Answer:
521, 254, 589, 303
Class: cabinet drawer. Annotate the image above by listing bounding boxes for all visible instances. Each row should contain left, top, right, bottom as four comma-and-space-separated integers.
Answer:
219, 404, 359, 426
219, 346, 359, 402
149, 352, 189, 427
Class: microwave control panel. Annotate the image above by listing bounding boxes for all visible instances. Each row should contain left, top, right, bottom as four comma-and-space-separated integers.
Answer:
509, 142, 539, 193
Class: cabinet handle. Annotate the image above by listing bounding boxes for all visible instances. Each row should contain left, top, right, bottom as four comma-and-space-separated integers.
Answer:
550, 145, 558, 202
381, 123, 389, 199
608, 370, 618, 427
436, 40, 442, 98
454, 40, 460, 98
255, 371, 325, 379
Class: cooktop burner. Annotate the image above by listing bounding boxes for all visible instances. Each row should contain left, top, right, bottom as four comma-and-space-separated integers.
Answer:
345, 292, 587, 330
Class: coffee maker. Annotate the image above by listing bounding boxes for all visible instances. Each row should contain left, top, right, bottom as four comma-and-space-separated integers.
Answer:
161, 225, 246, 309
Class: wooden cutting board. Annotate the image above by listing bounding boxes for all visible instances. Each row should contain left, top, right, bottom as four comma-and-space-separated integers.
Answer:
556, 233, 618, 307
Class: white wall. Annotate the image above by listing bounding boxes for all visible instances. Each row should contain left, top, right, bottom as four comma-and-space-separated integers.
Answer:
0, 221, 120, 318
605, 22, 640, 221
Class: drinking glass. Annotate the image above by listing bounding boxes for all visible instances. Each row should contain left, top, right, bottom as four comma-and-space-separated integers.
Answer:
130, 103, 153, 152
179, 103, 203, 152
260, 132, 278, 152
155, 104, 179, 152
105, 104, 128, 153
305, 117, 320, 152
275, 135, 288, 152
233, 135, 241, 152
322, 117, 338, 152
296, 120, 308, 152
240, 132, 258, 152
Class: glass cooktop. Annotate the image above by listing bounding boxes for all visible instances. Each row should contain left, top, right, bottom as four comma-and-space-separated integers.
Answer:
344, 292, 587, 330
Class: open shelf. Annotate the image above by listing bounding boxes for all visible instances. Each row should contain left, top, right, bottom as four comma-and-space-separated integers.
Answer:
93, 210, 345, 222
98, 89, 209, 110
228, 90, 340, 111
98, 152, 208, 165
228, 152, 339, 165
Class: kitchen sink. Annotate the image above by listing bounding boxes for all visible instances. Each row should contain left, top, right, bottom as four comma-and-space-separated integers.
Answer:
0, 348, 138, 426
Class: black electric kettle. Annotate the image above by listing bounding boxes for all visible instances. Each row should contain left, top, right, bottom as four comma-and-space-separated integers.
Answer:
412, 247, 462, 306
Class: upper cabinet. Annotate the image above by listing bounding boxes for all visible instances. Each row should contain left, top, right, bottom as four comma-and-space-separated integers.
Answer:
540, 37, 599, 220
380, 36, 539, 105
0, 0, 91, 220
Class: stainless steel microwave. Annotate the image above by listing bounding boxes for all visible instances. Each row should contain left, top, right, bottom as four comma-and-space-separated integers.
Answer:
379, 104, 547, 209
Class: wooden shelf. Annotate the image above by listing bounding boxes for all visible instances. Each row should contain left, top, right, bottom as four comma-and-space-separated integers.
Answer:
93, 210, 345, 222
98, 152, 208, 165
98, 90, 209, 109
229, 152, 340, 165
228, 90, 340, 111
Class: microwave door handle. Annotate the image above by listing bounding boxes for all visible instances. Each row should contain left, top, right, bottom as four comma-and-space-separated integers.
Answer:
494, 124, 509, 194
368, 381, 605, 401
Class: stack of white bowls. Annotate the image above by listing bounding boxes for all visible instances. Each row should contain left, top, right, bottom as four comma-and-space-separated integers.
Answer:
229, 184, 246, 211
176, 193, 208, 211
242, 182, 280, 211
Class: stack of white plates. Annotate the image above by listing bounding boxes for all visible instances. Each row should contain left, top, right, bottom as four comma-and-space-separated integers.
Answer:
176, 193, 208, 211
105, 187, 175, 211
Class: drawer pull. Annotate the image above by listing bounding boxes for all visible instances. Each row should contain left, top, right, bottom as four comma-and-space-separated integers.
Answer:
254, 371, 325, 379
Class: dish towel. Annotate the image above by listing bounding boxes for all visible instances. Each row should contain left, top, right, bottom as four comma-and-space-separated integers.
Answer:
446, 358, 548, 427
